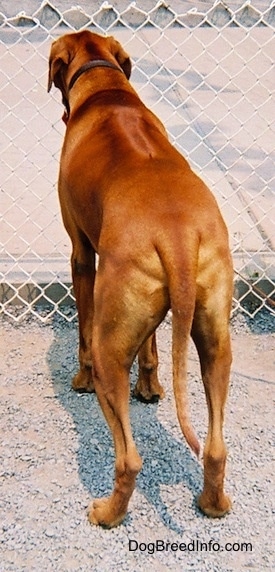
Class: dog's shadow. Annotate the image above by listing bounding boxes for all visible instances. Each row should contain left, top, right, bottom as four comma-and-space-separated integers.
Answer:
47, 316, 203, 534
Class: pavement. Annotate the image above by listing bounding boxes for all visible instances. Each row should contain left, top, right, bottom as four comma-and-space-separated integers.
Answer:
0, 311, 274, 571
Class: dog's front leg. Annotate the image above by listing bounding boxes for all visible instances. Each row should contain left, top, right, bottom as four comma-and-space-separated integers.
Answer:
134, 333, 165, 402
71, 242, 96, 393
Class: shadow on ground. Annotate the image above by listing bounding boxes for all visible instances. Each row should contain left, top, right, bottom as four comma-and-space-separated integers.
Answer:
46, 316, 203, 534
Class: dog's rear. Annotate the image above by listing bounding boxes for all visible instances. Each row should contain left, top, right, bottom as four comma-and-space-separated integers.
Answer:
48, 30, 233, 527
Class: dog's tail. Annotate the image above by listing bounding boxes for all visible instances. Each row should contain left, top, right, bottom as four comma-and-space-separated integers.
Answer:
160, 236, 200, 458
171, 304, 200, 458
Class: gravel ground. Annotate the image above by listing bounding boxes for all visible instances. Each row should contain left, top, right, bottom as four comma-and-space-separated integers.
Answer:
0, 309, 274, 571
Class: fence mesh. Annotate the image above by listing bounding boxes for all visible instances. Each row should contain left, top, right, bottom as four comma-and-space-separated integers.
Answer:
0, 1, 274, 321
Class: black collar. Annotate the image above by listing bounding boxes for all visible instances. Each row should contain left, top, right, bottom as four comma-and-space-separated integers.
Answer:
68, 59, 124, 91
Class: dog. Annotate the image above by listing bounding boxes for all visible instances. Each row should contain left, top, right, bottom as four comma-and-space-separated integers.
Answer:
48, 30, 233, 528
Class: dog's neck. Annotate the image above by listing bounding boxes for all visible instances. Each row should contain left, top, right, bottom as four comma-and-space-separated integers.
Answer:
68, 59, 124, 92
61, 59, 126, 124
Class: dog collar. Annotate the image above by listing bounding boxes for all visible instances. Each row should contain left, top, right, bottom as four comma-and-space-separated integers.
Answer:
68, 59, 124, 91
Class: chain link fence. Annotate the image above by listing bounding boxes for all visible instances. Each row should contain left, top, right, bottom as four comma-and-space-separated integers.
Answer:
1, 1, 274, 322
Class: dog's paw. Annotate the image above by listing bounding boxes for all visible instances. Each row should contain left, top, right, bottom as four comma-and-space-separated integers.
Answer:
72, 367, 94, 393
88, 498, 126, 528
134, 391, 163, 404
133, 381, 165, 403
197, 492, 232, 518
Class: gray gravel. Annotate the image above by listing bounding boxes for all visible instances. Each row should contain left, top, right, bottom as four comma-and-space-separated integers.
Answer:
0, 310, 274, 571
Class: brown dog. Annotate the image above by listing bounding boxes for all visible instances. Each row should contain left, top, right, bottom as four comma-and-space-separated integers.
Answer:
48, 30, 233, 527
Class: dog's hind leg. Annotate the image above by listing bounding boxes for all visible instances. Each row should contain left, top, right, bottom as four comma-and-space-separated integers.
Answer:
87, 258, 167, 527
88, 354, 142, 528
88, 318, 141, 525
192, 273, 233, 517
134, 332, 165, 402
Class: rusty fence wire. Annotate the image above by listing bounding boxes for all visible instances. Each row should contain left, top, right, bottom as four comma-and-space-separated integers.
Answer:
0, 1, 274, 321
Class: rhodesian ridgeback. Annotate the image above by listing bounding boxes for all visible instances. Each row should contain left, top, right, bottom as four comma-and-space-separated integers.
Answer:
48, 30, 233, 527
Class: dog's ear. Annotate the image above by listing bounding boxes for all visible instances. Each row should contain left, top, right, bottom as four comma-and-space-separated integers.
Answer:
47, 43, 71, 92
109, 37, 132, 79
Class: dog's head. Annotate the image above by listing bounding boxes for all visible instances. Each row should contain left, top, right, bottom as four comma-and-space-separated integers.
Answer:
48, 31, 132, 122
